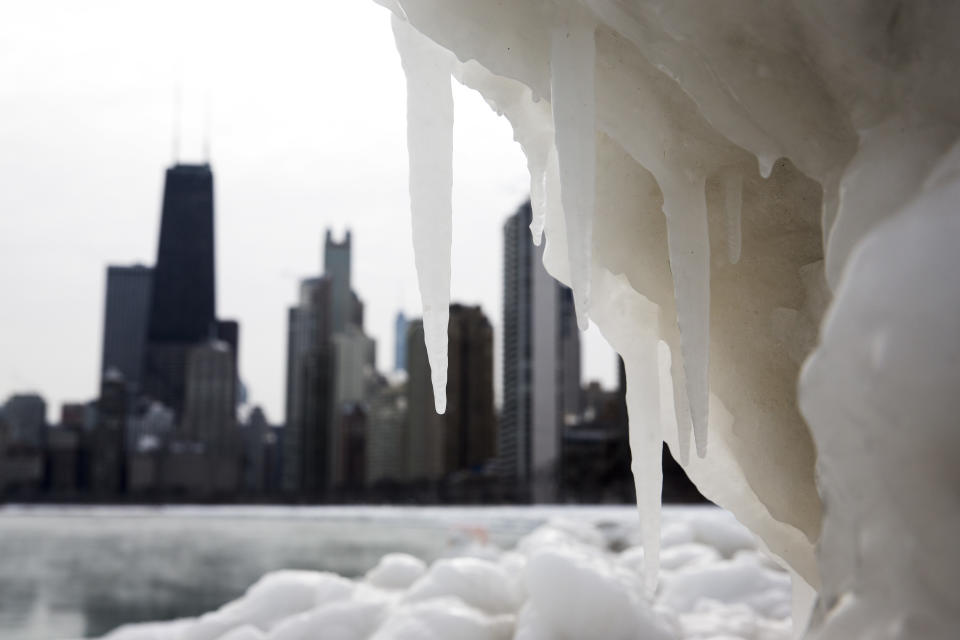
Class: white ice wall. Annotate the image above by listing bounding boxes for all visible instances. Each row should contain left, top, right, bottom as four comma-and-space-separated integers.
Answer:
383, 1, 960, 637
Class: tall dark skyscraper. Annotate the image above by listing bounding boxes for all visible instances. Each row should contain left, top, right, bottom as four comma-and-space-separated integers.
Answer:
142, 164, 220, 417
100, 265, 152, 394
148, 164, 216, 342
501, 201, 581, 502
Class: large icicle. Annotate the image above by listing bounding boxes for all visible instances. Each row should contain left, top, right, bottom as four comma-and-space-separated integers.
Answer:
550, 21, 596, 331
662, 174, 711, 458
392, 15, 454, 413
592, 270, 663, 593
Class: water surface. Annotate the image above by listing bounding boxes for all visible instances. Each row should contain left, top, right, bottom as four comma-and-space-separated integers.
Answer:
0, 505, 636, 639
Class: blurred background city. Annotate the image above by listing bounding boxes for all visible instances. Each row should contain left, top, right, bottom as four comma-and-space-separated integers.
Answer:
0, 1, 704, 637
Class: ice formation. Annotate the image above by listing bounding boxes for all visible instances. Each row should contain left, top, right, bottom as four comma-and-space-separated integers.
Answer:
102, 508, 795, 640
392, 16, 455, 414
385, 0, 960, 637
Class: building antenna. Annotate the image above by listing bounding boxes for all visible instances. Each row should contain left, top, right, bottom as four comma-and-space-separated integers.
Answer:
172, 77, 182, 164
202, 84, 212, 164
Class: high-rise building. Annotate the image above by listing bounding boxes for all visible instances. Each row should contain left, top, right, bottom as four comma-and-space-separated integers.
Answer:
365, 373, 407, 486
90, 369, 127, 495
1, 393, 47, 449
181, 341, 237, 453
100, 265, 153, 393
330, 325, 375, 488
324, 230, 363, 334
405, 304, 496, 483
283, 230, 373, 499
179, 340, 239, 492
143, 163, 217, 417
241, 406, 269, 493
404, 319, 440, 481
394, 312, 408, 372
283, 277, 332, 495
501, 201, 581, 502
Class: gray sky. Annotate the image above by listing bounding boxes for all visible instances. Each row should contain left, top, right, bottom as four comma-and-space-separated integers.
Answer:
0, 0, 618, 423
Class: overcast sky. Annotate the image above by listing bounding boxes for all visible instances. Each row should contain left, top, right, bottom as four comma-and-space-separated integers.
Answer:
0, 0, 618, 423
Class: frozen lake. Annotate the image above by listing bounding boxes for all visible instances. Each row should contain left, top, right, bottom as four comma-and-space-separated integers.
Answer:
0, 505, 642, 639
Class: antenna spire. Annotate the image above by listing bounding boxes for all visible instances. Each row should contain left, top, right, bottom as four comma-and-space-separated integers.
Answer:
202, 85, 212, 165
172, 78, 182, 165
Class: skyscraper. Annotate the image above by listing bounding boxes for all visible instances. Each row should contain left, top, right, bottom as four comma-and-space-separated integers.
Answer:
501, 201, 581, 502
100, 265, 152, 394
180, 340, 239, 492
365, 373, 407, 486
394, 311, 408, 372
405, 304, 496, 482
330, 325, 375, 488
0, 393, 47, 449
143, 163, 217, 417
283, 277, 332, 495
283, 230, 372, 498
91, 370, 127, 495
324, 230, 362, 334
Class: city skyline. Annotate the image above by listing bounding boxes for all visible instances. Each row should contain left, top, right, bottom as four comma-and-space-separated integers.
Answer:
0, 1, 619, 422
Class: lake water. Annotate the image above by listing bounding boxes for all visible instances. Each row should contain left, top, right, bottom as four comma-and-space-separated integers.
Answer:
0, 505, 638, 639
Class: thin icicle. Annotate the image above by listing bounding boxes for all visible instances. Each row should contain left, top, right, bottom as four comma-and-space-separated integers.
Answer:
722, 169, 742, 264
661, 173, 711, 457
758, 154, 776, 179
529, 157, 549, 246
550, 22, 596, 331
668, 342, 693, 466
392, 15, 454, 413
625, 338, 664, 595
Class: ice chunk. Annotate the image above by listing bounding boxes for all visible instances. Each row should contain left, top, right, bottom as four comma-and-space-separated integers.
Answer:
392, 15, 455, 413
523, 545, 677, 640
550, 21, 595, 330
267, 600, 387, 640
659, 556, 792, 619
370, 598, 514, 640
365, 553, 427, 590
217, 627, 263, 640
404, 557, 522, 615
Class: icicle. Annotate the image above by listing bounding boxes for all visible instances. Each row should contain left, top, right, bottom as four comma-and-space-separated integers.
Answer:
661, 173, 711, 457
625, 338, 664, 595
392, 15, 454, 414
550, 22, 596, 331
722, 169, 742, 264
529, 154, 549, 246
590, 270, 663, 593
667, 342, 693, 466
758, 154, 776, 179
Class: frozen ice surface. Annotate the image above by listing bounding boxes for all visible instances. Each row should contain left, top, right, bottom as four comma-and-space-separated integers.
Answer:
100, 507, 796, 640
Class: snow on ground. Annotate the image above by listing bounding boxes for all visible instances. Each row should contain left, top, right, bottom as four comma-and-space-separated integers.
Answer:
100, 507, 795, 640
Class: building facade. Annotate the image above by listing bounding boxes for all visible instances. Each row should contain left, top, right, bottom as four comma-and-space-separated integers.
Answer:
501, 201, 581, 502
405, 305, 496, 485
283, 230, 374, 500
100, 265, 152, 394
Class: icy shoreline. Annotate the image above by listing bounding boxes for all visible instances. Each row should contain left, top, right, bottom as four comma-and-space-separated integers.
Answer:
101, 507, 795, 640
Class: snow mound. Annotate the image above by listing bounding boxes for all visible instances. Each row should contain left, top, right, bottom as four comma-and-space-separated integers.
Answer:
101, 508, 796, 640
365, 553, 427, 590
